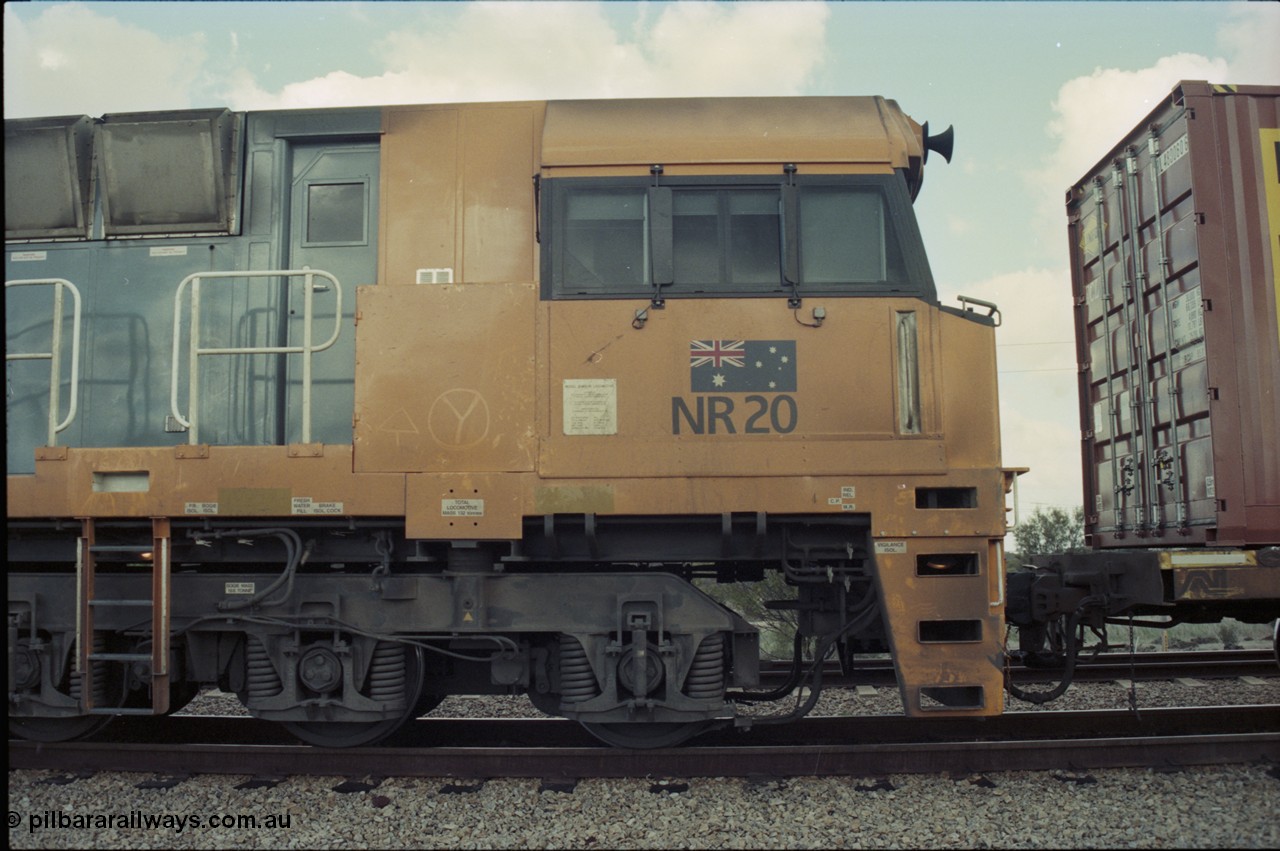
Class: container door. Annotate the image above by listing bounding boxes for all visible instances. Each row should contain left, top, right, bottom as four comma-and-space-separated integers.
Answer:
1072, 105, 1215, 544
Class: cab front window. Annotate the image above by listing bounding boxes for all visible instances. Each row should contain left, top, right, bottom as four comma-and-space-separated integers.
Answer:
542, 174, 933, 301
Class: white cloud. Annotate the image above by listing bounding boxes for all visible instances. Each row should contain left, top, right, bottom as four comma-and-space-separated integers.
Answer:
948, 266, 1082, 513
1041, 53, 1230, 195
946, 215, 974, 237
1020, 15, 1270, 280
222, 1, 830, 110
3, 1, 821, 117
1216, 2, 1280, 83
999, 399, 1083, 516
643, 2, 830, 96
37, 48, 69, 71
3, 3, 207, 118
226, 68, 424, 112
955, 267, 1076, 361
1009, 5, 1275, 268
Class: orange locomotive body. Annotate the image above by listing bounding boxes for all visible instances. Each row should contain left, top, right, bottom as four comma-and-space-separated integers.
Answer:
7, 96, 1014, 747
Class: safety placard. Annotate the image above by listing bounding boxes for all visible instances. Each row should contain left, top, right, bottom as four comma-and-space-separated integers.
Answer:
563, 379, 617, 435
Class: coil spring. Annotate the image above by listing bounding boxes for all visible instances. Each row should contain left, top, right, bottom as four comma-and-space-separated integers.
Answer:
367, 641, 407, 702
68, 635, 109, 706
684, 633, 726, 700
246, 636, 282, 701
559, 635, 600, 703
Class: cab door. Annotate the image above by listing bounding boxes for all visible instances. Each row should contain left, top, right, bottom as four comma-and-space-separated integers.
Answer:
281, 142, 378, 445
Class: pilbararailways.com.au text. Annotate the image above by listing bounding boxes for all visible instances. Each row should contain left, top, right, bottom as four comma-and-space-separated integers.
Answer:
15, 810, 293, 834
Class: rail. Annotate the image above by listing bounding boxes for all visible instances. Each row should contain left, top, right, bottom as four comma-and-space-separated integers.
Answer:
4, 278, 82, 446
10, 706, 1278, 778
169, 268, 342, 444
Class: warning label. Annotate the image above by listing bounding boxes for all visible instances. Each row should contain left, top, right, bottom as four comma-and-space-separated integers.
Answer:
827, 485, 856, 512
292, 497, 344, 515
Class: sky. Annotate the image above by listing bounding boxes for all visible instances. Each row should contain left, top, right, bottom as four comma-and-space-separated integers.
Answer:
5, 1, 1279, 535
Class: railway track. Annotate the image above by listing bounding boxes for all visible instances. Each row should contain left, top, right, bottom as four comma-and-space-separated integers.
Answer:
760, 648, 1278, 688
11, 651, 1275, 781
11, 705, 1278, 780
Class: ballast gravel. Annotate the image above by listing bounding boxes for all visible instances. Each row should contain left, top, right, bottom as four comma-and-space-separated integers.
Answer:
10, 677, 1279, 849
9, 763, 1278, 849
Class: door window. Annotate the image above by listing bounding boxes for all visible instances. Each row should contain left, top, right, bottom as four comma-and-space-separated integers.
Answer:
304, 181, 368, 246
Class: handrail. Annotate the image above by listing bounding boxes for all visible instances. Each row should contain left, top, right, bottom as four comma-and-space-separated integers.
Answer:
169, 268, 342, 444
957, 294, 1002, 327
5, 278, 82, 446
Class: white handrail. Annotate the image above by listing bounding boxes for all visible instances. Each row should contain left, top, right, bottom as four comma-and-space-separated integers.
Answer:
5, 278, 83, 445
169, 268, 343, 444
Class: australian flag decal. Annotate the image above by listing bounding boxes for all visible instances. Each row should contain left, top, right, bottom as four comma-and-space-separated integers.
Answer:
689, 340, 797, 392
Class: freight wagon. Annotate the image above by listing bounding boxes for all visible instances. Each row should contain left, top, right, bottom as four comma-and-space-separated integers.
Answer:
1011, 82, 1280, 676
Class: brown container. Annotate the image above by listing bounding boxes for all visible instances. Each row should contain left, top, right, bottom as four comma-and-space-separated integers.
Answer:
1065, 81, 1280, 548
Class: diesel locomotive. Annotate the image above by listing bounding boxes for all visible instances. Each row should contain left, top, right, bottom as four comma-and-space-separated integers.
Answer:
9, 94, 1021, 748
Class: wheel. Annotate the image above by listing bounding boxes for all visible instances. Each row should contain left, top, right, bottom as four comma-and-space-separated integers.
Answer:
125, 640, 200, 715
9, 636, 122, 743
283, 717, 414, 748
282, 645, 426, 748
412, 692, 446, 718
163, 681, 202, 716
8, 714, 116, 743
580, 720, 713, 749
122, 678, 201, 716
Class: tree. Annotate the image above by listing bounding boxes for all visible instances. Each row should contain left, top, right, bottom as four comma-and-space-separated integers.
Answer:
698, 570, 800, 659
1007, 506, 1085, 570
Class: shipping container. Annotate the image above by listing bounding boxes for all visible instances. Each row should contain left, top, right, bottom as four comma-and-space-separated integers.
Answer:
1065, 81, 1280, 548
